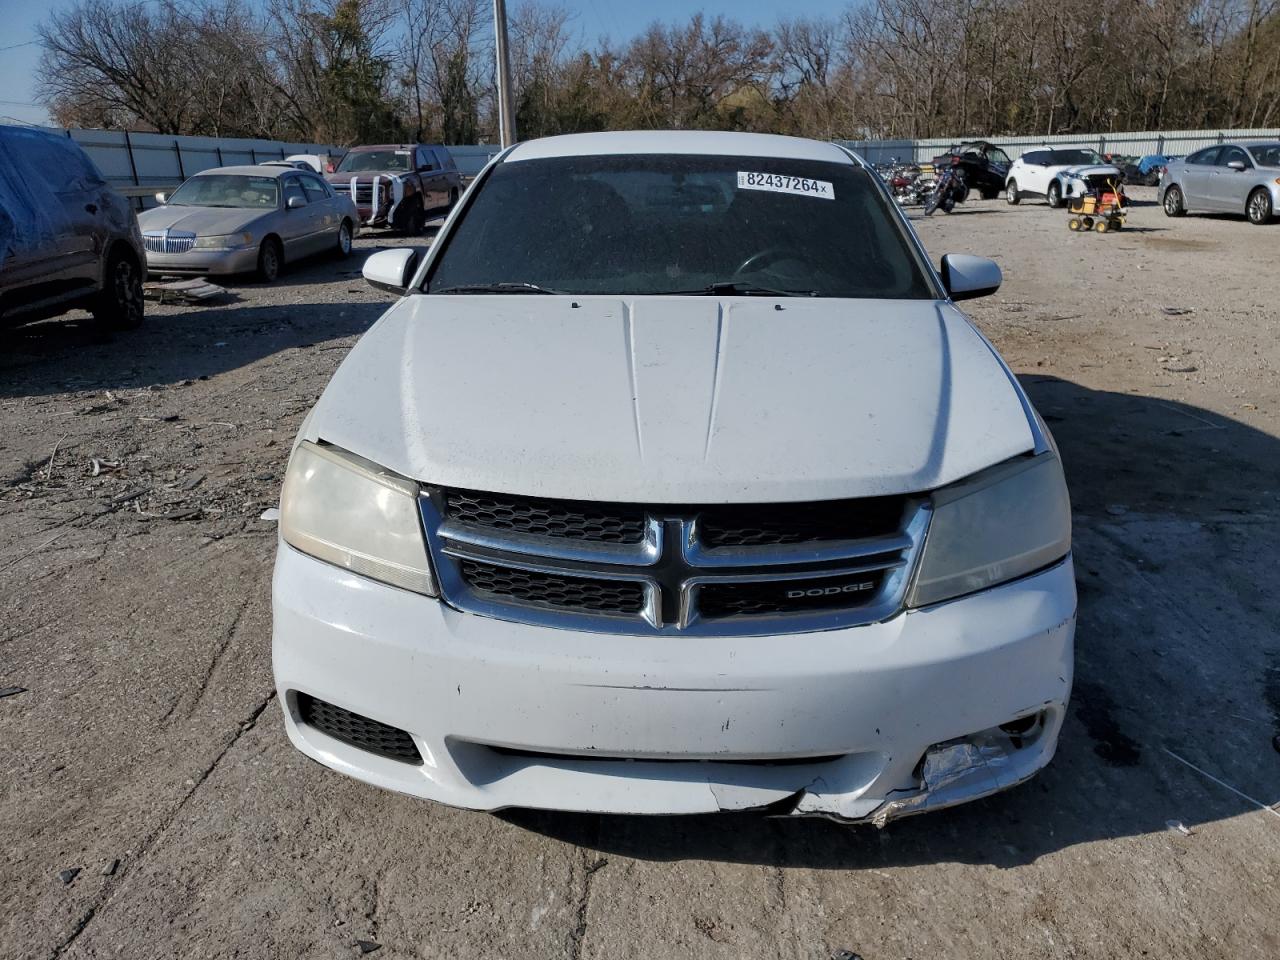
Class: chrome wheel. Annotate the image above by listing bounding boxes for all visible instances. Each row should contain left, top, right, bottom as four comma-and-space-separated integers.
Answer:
1047, 182, 1061, 208
1163, 186, 1185, 217
1247, 189, 1272, 225
1006, 180, 1019, 204
338, 220, 352, 255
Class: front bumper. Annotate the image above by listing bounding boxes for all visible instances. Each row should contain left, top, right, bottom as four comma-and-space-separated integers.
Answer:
272, 546, 1075, 823
145, 246, 259, 277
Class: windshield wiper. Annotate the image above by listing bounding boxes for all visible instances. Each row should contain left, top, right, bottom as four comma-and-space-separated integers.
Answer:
659, 281, 819, 297
431, 282, 563, 295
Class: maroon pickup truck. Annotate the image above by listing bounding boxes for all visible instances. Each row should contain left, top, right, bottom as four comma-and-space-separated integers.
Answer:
324, 144, 463, 233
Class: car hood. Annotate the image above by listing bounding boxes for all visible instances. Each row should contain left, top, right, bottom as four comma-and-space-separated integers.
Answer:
305, 295, 1037, 503
136, 205, 269, 235
1058, 164, 1121, 178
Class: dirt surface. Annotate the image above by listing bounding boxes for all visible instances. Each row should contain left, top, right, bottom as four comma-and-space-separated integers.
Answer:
2, 195, 1279, 960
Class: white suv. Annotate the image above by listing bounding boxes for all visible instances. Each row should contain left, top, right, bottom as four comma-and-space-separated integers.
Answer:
1006, 147, 1116, 207
272, 131, 1076, 825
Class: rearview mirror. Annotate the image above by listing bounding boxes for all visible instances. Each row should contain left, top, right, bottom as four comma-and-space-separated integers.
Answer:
155, 192, 168, 204
940, 254, 1002, 301
286, 195, 308, 209
1227, 160, 1246, 171
363, 248, 420, 295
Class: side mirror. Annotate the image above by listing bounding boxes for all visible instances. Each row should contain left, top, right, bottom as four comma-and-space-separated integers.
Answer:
1227, 160, 1246, 172
363, 248, 420, 295
940, 254, 1001, 301
286, 195, 308, 209
155, 192, 168, 204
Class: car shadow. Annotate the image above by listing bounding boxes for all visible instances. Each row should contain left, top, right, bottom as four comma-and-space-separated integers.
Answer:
0, 238, 436, 396
502, 378, 1280, 867
0, 294, 390, 398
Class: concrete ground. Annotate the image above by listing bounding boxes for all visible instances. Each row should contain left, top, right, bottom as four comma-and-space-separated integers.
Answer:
2, 191, 1278, 959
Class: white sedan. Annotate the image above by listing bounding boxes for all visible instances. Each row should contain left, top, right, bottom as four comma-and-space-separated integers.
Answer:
272, 130, 1076, 824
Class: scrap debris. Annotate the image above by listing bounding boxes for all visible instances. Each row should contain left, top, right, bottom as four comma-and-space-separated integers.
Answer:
143, 278, 230, 304
0, 686, 27, 699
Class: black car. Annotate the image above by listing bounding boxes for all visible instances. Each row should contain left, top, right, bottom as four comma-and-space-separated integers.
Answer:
931, 141, 1013, 199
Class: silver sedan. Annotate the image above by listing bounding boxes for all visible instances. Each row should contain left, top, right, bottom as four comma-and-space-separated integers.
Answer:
1160, 141, 1280, 225
137, 165, 359, 281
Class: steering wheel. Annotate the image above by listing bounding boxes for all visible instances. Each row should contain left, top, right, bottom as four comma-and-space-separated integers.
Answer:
733, 246, 807, 277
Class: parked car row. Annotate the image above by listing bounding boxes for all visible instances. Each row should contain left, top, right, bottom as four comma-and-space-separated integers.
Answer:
934, 137, 1278, 226
0, 125, 464, 334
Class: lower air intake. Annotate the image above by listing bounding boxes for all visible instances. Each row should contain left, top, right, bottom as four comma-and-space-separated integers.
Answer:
296, 692, 422, 765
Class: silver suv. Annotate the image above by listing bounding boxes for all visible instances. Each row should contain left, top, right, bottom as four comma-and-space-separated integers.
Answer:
0, 125, 145, 335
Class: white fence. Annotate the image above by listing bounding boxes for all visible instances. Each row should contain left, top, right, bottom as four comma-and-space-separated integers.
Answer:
35, 128, 503, 206
838, 127, 1280, 164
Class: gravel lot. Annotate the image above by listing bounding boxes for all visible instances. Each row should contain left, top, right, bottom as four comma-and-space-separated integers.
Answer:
3, 192, 1279, 960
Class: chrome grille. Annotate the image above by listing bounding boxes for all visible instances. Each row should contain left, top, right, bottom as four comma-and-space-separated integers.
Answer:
142, 230, 196, 254
421, 490, 928, 637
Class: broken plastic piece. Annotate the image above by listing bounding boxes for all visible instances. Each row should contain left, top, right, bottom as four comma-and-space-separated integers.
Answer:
260, 507, 281, 522
1165, 819, 1193, 836
870, 731, 1018, 827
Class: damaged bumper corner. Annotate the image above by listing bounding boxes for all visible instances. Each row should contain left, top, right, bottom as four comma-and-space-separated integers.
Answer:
864, 711, 1063, 827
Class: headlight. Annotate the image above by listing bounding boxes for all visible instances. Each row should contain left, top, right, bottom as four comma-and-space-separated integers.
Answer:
280, 441, 437, 596
908, 453, 1071, 607
194, 232, 254, 250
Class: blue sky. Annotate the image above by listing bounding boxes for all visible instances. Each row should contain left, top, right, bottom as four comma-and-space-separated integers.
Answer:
0, 0, 849, 128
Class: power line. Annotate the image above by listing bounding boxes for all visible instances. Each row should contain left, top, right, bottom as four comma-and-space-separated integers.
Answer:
0, 40, 40, 52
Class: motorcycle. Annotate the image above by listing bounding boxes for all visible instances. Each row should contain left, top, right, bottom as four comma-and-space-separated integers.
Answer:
923, 157, 969, 216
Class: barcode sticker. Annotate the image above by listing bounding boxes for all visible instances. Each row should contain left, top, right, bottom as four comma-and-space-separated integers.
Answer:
736, 171, 834, 200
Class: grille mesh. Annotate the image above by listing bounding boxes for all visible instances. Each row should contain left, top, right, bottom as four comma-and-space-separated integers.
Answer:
460, 559, 645, 613
698, 497, 905, 548
447, 490, 646, 544
296, 693, 422, 765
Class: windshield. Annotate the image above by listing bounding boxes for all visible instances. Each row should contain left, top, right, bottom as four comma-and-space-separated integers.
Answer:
1051, 149, 1103, 166
1247, 144, 1280, 167
426, 154, 934, 299
168, 175, 278, 209
337, 150, 412, 173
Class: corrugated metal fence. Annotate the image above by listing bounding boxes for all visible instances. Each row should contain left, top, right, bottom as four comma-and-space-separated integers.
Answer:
43, 125, 1278, 198
838, 128, 1280, 164
35, 128, 505, 206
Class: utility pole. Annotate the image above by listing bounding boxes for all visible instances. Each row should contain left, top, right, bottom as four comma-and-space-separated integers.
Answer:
493, 0, 516, 148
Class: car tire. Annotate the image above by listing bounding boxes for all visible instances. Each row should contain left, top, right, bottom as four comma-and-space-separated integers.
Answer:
91, 249, 144, 335
448, 187, 459, 209
1163, 185, 1186, 217
257, 237, 282, 282
980, 187, 999, 200
335, 218, 353, 257
403, 198, 426, 236
1246, 188, 1273, 225
1006, 181, 1020, 204
1046, 181, 1062, 208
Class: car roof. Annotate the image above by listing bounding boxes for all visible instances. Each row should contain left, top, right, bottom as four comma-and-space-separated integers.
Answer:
504, 131, 858, 166
348, 144, 443, 151
194, 165, 306, 178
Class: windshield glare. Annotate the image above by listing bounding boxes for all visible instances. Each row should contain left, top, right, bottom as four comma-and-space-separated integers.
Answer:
1052, 149, 1103, 165
426, 154, 933, 299
169, 175, 278, 209
1248, 144, 1280, 167
337, 150, 411, 173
